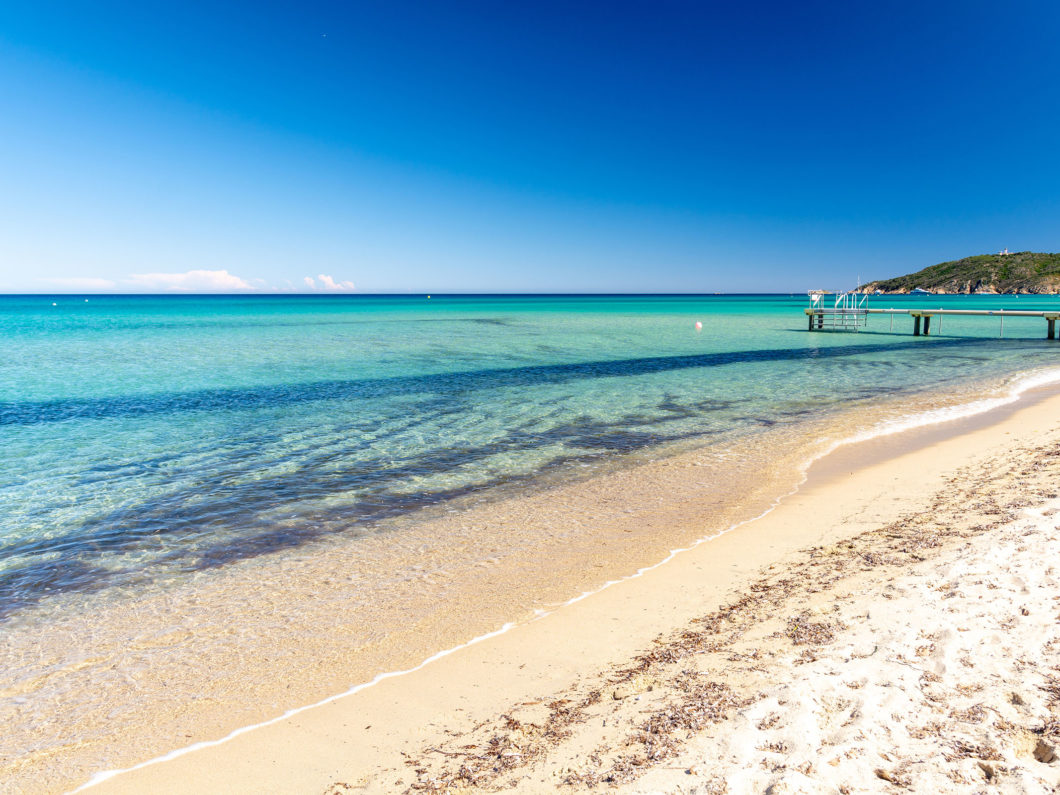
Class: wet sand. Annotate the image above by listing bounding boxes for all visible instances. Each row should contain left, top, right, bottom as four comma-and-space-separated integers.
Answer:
71, 385, 1060, 793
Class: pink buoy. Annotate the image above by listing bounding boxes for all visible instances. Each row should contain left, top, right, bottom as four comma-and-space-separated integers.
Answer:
694, 321, 702, 330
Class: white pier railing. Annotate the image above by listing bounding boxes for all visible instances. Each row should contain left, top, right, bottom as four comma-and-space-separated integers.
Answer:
805, 290, 868, 331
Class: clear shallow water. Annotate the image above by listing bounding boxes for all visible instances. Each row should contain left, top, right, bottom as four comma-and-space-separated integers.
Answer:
3, 292, 1060, 619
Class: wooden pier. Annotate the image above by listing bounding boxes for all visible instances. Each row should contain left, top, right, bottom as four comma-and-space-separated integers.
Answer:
805, 306, 1060, 339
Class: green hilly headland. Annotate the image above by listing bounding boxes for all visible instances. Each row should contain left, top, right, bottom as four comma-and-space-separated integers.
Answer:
860, 252, 1060, 294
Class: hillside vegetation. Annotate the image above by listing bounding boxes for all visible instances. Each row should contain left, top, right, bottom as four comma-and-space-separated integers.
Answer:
860, 252, 1060, 294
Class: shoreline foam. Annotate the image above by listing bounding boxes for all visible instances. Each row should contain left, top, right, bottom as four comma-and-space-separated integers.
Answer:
66, 368, 1060, 793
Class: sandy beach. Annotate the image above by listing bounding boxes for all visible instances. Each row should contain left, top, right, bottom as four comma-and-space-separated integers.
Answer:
62, 384, 1060, 794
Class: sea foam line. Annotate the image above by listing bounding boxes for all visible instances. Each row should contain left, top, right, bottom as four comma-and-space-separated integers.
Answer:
843, 364, 1060, 446
70, 365, 1060, 792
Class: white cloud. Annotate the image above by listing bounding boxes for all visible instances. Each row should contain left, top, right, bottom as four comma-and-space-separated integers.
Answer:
41, 277, 118, 289
316, 273, 356, 291
126, 269, 252, 292
35, 270, 355, 294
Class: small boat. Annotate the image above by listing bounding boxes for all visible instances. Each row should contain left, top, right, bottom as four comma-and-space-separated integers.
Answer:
910, 287, 933, 295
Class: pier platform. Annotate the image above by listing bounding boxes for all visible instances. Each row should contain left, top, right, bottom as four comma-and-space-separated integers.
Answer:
805, 306, 1060, 338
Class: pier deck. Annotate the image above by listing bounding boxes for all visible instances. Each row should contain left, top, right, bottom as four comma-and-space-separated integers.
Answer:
805, 307, 1060, 338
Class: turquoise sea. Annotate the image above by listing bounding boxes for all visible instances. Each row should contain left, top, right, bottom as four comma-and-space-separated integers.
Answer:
4, 292, 1060, 623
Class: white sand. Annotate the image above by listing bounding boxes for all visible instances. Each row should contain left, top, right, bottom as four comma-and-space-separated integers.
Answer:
628, 501, 1060, 794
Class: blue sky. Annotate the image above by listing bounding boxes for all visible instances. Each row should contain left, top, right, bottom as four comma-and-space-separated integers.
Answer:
1, 1, 1058, 293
